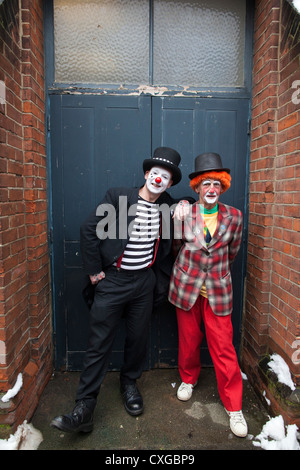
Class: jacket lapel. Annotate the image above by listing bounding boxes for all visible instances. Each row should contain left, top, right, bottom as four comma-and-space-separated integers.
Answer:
189, 202, 231, 249
209, 203, 232, 247
189, 204, 206, 249
115, 188, 139, 245
127, 188, 140, 227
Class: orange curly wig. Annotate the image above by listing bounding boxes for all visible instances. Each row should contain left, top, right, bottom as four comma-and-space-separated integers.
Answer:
190, 171, 231, 193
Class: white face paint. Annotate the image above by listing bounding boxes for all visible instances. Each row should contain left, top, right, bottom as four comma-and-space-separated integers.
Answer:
146, 166, 172, 194
200, 179, 222, 207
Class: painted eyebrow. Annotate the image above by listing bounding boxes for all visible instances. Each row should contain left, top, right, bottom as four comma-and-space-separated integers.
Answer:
202, 180, 221, 185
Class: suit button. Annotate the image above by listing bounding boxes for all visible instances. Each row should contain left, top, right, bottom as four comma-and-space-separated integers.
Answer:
203, 267, 208, 273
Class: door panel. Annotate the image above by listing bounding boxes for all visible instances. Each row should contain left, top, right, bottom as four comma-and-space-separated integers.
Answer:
151, 97, 249, 366
152, 97, 248, 208
50, 94, 249, 370
50, 94, 151, 370
62, 106, 96, 240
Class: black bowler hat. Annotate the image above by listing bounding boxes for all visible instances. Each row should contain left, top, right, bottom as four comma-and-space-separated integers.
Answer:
189, 152, 230, 180
143, 147, 182, 186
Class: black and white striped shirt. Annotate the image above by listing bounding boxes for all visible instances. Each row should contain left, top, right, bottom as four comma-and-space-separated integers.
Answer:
117, 197, 160, 270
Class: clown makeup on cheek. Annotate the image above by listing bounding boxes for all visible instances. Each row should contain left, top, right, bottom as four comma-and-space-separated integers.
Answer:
200, 180, 222, 207
146, 166, 172, 194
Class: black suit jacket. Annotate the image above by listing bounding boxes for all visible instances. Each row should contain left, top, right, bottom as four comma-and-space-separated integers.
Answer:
80, 186, 194, 308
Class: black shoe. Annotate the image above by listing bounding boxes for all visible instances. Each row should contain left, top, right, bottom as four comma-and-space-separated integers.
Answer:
51, 400, 94, 433
121, 383, 144, 416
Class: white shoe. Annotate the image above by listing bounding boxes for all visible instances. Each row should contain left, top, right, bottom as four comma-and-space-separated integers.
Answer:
177, 382, 197, 401
225, 409, 248, 437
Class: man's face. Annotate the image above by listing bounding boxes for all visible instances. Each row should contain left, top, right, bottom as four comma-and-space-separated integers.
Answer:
197, 179, 222, 208
146, 166, 173, 194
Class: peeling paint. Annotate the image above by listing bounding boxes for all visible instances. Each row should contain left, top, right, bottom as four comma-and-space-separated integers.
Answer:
49, 83, 240, 99
174, 86, 198, 97
137, 85, 168, 96
50, 84, 205, 97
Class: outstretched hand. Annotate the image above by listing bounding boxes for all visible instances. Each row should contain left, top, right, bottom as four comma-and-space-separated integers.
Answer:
173, 200, 191, 221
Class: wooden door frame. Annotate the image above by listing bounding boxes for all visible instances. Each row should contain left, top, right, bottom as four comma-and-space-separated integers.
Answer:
43, 0, 254, 370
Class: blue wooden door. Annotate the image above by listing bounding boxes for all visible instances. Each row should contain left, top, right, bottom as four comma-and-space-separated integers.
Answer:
49, 93, 249, 370
50, 94, 151, 369
150, 97, 249, 367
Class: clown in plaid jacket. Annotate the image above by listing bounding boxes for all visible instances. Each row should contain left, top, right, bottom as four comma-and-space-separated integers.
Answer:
168, 201, 243, 316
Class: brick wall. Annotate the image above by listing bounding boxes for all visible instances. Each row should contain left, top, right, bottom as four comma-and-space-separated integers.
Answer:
242, 0, 300, 424
0, 0, 299, 435
0, 0, 52, 436
273, 0, 300, 379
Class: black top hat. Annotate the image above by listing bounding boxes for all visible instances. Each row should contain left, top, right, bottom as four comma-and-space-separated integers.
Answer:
189, 152, 230, 180
143, 147, 182, 186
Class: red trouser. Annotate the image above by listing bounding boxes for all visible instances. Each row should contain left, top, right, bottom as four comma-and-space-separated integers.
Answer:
176, 295, 243, 412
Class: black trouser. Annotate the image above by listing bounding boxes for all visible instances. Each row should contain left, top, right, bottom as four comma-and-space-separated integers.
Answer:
76, 267, 156, 411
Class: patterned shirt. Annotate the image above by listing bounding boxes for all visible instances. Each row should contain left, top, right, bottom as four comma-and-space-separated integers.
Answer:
117, 196, 160, 270
200, 204, 218, 298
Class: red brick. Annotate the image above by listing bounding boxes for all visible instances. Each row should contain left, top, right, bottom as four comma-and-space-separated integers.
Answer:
0, 0, 52, 434
246, 2, 300, 420
278, 111, 298, 131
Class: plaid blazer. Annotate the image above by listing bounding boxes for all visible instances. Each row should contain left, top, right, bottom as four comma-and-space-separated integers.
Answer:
168, 202, 243, 316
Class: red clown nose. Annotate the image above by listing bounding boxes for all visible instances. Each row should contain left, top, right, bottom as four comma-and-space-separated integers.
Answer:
155, 177, 161, 183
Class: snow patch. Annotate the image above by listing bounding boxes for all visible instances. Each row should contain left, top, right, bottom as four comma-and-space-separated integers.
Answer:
241, 371, 248, 380
268, 353, 296, 390
0, 421, 43, 450
1, 373, 23, 402
292, 0, 300, 13
263, 390, 271, 406
253, 415, 300, 450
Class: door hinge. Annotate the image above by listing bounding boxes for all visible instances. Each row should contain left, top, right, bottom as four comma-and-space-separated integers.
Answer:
48, 227, 53, 244
247, 117, 252, 135
47, 115, 51, 132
